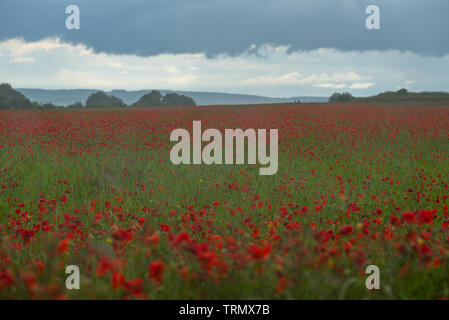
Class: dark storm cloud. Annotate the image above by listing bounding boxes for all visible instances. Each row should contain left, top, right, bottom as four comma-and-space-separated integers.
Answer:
0, 0, 448, 57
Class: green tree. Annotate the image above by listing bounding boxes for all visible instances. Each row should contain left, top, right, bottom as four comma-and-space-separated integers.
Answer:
329, 92, 353, 103
0, 94, 12, 110
161, 93, 196, 106
0, 83, 32, 109
67, 102, 84, 109
85, 91, 127, 109
132, 90, 164, 107
396, 88, 408, 95
41, 103, 57, 110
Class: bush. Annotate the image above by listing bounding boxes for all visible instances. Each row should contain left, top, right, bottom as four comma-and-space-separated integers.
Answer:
42, 103, 57, 110
67, 102, 84, 109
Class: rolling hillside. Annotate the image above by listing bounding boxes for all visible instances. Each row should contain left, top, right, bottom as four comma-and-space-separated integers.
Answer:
17, 88, 327, 106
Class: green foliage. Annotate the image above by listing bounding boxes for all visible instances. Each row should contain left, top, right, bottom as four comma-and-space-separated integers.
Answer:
161, 92, 196, 106
67, 102, 84, 109
85, 91, 127, 109
41, 103, 57, 110
0, 85, 196, 110
350, 90, 449, 103
0, 93, 12, 110
133, 91, 196, 108
34, 102, 65, 110
329, 92, 353, 103
132, 90, 164, 107
0, 83, 32, 109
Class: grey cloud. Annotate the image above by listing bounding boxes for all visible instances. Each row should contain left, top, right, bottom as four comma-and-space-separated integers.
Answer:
0, 0, 448, 57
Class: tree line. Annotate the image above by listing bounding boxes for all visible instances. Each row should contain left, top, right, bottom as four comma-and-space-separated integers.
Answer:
0, 83, 196, 110
329, 88, 449, 103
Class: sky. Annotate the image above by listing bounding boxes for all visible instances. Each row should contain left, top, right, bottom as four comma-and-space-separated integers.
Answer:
0, 0, 448, 97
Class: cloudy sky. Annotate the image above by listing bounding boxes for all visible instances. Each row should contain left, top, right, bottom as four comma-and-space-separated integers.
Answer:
0, 0, 448, 97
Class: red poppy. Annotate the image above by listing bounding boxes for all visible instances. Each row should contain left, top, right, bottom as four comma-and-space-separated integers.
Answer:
112, 272, 125, 289
276, 276, 287, 293
402, 211, 416, 224
248, 244, 271, 260
160, 224, 171, 232
339, 225, 353, 236
124, 278, 143, 296
57, 238, 69, 254
418, 210, 433, 225
0, 271, 13, 290
172, 232, 190, 245
137, 217, 146, 226
390, 215, 401, 227
149, 260, 164, 285
111, 229, 133, 242
96, 257, 115, 276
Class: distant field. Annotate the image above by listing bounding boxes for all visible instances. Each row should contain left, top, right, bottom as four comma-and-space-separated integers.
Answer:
1, 102, 449, 299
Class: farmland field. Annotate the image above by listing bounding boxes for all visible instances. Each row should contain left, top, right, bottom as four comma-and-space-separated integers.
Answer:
1, 102, 449, 299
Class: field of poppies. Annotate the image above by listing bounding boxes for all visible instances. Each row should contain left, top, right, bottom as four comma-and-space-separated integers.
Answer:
1, 102, 449, 299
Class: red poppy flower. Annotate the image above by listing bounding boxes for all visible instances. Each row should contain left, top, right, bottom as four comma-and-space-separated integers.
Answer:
57, 238, 69, 254
390, 215, 401, 227
112, 272, 125, 289
137, 217, 146, 226
418, 210, 433, 225
96, 257, 115, 277
124, 278, 143, 296
160, 224, 171, 232
248, 244, 271, 260
149, 260, 164, 285
339, 225, 353, 236
111, 229, 133, 242
402, 211, 416, 224
172, 232, 190, 245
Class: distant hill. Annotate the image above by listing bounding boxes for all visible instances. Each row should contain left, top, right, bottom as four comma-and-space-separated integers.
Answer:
350, 89, 449, 103
17, 88, 328, 107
